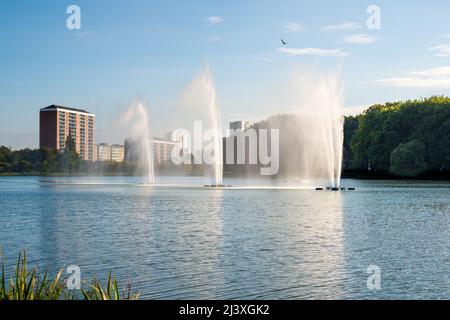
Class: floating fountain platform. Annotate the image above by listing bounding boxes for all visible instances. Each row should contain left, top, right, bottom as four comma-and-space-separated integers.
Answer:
316, 187, 356, 191
204, 185, 233, 188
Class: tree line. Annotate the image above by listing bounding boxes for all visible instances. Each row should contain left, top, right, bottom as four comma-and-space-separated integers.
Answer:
0, 135, 127, 175
0, 135, 191, 176
345, 96, 450, 177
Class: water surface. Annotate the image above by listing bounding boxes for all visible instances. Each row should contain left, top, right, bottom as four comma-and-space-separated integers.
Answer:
0, 176, 448, 299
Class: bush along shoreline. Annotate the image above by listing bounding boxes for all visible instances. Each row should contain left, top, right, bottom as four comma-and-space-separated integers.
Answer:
0, 251, 140, 301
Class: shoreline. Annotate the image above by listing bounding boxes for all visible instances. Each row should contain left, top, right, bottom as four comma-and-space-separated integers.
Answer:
341, 170, 450, 181
2, 171, 450, 181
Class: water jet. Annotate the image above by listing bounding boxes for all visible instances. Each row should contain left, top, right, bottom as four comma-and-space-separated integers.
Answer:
289, 70, 344, 188
121, 101, 155, 184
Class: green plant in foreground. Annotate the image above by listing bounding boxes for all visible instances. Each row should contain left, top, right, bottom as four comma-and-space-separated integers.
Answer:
0, 251, 139, 300
81, 272, 140, 300
0, 251, 66, 300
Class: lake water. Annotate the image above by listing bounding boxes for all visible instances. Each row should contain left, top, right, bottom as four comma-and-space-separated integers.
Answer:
0, 176, 448, 299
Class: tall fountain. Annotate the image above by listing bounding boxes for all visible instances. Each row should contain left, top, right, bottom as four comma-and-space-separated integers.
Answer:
178, 65, 223, 186
203, 66, 223, 186
267, 70, 344, 188
138, 102, 155, 185
121, 100, 155, 184
293, 71, 344, 188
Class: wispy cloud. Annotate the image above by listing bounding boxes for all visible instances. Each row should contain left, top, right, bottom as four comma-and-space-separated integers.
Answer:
377, 78, 450, 88
256, 56, 273, 62
410, 66, 450, 77
205, 16, 224, 26
278, 47, 348, 57
441, 33, 450, 39
323, 22, 361, 32
340, 34, 376, 45
284, 21, 303, 33
377, 66, 450, 88
429, 44, 450, 56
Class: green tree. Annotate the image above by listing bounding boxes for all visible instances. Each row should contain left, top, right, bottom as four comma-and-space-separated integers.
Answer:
343, 116, 359, 168
39, 147, 58, 174
14, 160, 33, 173
0, 146, 12, 173
389, 140, 428, 177
350, 96, 450, 172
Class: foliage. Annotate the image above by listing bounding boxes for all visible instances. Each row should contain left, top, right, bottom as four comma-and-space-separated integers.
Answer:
343, 116, 359, 168
0, 251, 66, 300
0, 142, 144, 175
389, 140, 428, 177
0, 251, 139, 300
81, 273, 140, 301
0, 146, 68, 174
348, 96, 450, 176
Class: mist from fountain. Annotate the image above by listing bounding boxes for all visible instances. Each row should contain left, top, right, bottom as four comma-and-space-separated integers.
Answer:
289, 70, 344, 188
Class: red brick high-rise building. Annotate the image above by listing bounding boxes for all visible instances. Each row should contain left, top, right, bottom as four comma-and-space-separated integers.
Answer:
40, 105, 96, 161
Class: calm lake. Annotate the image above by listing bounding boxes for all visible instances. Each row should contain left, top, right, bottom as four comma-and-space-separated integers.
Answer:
0, 176, 448, 299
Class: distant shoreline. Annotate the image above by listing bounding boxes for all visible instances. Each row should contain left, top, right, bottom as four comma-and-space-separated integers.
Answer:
0, 172, 134, 177
2, 170, 450, 181
341, 170, 450, 181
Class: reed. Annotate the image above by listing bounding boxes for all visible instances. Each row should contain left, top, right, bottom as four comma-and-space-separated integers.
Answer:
0, 251, 139, 300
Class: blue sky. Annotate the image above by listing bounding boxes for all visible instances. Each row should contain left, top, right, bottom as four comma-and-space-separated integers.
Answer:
1, 0, 450, 149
